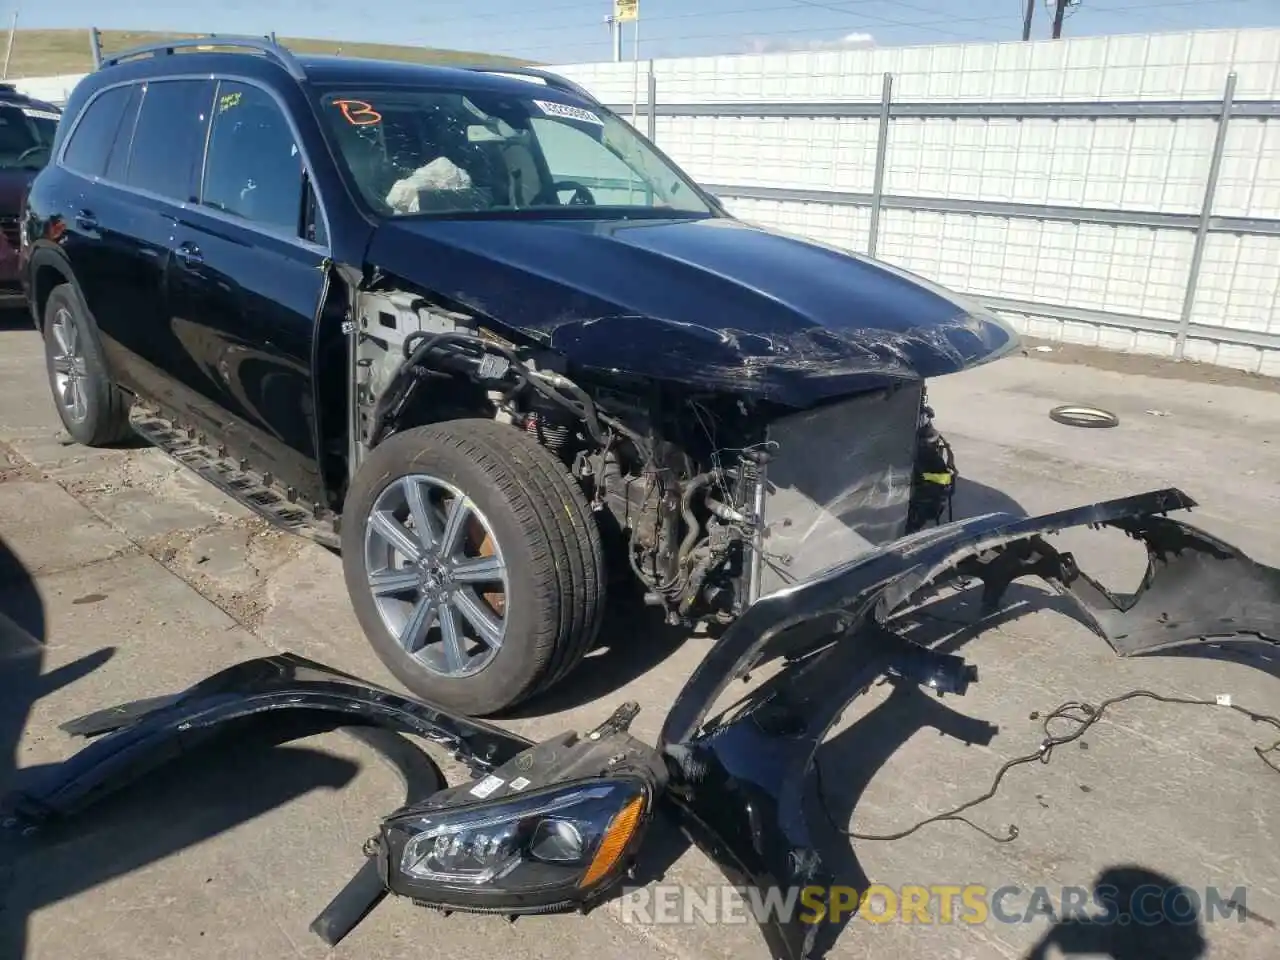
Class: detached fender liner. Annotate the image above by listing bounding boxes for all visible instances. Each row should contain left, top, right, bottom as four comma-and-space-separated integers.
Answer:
1, 653, 533, 828
658, 486, 1280, 960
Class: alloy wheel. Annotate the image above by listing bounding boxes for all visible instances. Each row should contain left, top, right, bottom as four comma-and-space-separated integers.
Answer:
363, 473, 509, 678
50, 306, 89, 423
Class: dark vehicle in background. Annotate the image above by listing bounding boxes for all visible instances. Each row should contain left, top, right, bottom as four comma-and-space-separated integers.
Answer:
0, 83, 59, 302
20, 36, 1019, 717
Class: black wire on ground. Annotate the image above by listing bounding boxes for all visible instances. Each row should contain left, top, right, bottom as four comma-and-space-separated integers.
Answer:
815, 688, 1280, 844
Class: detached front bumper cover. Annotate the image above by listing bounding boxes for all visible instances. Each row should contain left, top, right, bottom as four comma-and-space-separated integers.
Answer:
3, 487, 1277, 960
658, 486, 1280, 960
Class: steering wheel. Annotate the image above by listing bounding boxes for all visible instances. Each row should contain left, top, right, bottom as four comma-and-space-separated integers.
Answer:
550, 180, 596, 206
16, 145, 49, 165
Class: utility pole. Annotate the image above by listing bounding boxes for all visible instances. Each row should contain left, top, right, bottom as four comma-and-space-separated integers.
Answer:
1051, 0, 1068, 39
2, 10, 17, 80
1022, 0, 1035, 40
605, 15, 621, 62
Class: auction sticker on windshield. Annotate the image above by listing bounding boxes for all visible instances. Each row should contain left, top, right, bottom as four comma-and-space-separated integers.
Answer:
533, 99, 603, 125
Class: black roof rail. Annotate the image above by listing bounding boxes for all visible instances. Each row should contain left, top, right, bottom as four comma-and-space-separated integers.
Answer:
98, 33, 307, 81
462, 65, 596, 103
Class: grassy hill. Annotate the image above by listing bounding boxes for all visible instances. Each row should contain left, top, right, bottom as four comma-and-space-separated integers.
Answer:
1, 28, 534, 78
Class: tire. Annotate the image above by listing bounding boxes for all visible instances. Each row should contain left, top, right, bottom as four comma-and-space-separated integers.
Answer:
41, 284, 132, 446
341, 418, 606, 716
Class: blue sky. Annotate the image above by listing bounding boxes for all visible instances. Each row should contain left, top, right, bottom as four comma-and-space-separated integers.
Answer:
16, 0, 1280, 64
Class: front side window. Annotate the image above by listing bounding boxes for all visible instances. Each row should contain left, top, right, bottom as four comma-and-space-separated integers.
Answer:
125, 79, 215, 202
200, 81, 304, 236
313, 86, 712, 219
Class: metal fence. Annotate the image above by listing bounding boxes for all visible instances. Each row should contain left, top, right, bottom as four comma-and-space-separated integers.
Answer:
604, 67, 1280, 363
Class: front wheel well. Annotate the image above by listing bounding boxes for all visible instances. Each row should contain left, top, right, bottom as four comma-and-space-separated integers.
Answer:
32, 261, 72, 329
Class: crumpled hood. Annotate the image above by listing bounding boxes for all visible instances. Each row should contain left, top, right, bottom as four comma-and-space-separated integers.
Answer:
367, 214, 1019, 405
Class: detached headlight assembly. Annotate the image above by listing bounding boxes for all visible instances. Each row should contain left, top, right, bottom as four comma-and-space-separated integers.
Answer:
379, 775, 650, 911
373, 703, 665, 914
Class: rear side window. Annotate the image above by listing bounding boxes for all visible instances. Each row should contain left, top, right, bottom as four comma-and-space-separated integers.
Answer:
103, 84, 143, 181
61, 85, 131, 177
200, 82, 304, 235
125, 79, 215, 202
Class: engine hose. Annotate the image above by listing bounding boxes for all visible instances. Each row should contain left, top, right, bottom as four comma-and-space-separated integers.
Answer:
554, 377, 606, 446
403, 329, 600, 443
628, 537, 681, 595
370, 332, 502, 446
678, 472, 716, 566
525, 370, 606, 445
598, 412, 650, 454
379, 329, 608, 451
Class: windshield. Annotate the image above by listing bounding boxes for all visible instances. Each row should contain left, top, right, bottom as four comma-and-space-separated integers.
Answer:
0, 102, 58, 171
314, 87, 713, 219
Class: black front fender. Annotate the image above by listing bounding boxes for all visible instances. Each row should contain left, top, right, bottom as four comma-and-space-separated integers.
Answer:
659, 487, 1280, 960
2, 653, 533, 827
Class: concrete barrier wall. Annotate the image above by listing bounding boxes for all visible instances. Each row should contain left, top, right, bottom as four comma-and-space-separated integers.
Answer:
12, 74, 83, 106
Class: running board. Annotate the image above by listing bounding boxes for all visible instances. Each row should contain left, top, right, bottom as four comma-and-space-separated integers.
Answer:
130, 409, 341, 550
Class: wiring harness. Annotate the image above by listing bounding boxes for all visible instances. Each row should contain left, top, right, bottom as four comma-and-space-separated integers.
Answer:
815, 686, 1280, 844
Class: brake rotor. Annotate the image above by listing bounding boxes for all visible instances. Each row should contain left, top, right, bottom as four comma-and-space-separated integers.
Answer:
466, 512, 506, 617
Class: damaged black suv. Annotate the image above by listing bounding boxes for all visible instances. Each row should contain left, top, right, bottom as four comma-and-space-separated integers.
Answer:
21, 36, 1019, 715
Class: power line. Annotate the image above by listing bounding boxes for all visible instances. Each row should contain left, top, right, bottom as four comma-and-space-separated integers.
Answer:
402, 0, 1023, 51
399, 0, 1272, 61
450, 1, 1143, 61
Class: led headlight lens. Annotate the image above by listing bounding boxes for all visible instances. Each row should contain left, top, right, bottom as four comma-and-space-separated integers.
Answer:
380, 776, 650, 909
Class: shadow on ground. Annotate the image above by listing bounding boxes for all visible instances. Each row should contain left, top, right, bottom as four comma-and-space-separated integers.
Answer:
0, 737, 363, 959
951, 476, 1028, 521
1020, 864, 1210, 960
0, 306, 32, 332
505, 588, 692, 718
0, 532, 365, 960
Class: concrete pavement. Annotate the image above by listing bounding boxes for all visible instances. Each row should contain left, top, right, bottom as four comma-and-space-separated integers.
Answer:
1, 310, 1277, 960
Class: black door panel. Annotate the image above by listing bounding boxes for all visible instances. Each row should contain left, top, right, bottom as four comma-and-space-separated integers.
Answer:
157, 79, 328, 503
63, 186, 174, 395
167, 211, 327, 502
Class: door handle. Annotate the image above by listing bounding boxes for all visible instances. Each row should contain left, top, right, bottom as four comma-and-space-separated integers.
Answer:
174, 241, 203, 267
74, 210, 98, 231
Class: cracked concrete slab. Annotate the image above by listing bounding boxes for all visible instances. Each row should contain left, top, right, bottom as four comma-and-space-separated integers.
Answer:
0, 481, 135, 581
148, 518, 304, 630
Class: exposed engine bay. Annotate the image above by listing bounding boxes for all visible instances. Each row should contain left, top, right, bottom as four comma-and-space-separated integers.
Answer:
351, 285, 959, 624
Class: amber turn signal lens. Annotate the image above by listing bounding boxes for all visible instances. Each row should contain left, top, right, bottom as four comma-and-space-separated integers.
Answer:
578, 793, 645, 889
